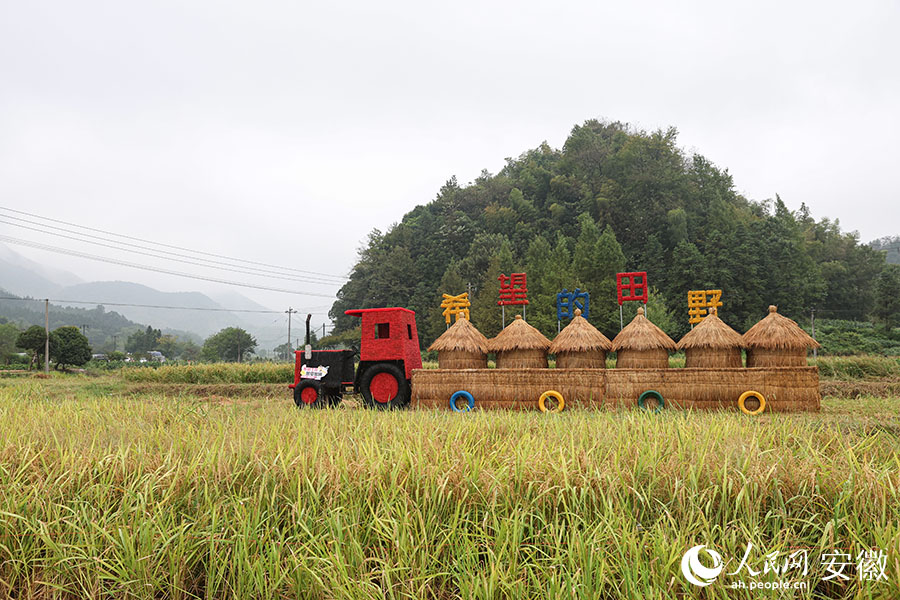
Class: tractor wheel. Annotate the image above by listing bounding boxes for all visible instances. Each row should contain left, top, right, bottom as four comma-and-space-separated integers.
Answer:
294, 380, 327, 409
359, 363, 410, 410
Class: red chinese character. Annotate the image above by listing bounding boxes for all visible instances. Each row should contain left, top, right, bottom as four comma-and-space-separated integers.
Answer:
617, 272, 648, 305
498, 272, 529, 306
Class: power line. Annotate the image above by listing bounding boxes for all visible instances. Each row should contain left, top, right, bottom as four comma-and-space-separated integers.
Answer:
0, 235, 338, 298
0, 296, 331, 315
0, 205, 349, 281
0, 217, 342, 286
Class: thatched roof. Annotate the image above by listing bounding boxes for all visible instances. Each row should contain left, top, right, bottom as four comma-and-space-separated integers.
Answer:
743, 305, 820, 350
611, 307, 676, 351
487, 315, 551, 352
549, 309, 612, 353
676, 307, 744, 350
427, 317, 489, 353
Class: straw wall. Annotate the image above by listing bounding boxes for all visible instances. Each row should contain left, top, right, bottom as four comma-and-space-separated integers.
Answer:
411, 366, 820, 412
684, 347, 743, 368
438, 349, 488, 369
615, 348, 669, 369
746, 348, 807, 367
606, 367, 819, 412
411, 368, 605, 410
556, 350, 606, 369
495, 348, 548, 369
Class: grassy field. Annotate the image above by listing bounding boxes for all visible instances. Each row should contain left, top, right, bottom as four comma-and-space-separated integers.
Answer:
1, 372, 898, 599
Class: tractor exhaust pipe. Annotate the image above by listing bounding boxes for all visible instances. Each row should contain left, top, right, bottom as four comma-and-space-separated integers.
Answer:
305, 314, 312, 359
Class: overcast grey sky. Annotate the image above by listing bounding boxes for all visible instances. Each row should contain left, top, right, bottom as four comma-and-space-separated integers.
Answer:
1, 0, 898, 315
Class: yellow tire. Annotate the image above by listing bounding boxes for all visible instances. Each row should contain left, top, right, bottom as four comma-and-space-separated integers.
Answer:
738, 390, 766, 416
538, 390, 565, 413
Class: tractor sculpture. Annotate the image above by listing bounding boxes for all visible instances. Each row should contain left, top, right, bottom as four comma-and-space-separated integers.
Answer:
290, 308, 422, 410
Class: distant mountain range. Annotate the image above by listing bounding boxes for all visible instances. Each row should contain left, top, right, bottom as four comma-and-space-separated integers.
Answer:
0, 242, 286, 346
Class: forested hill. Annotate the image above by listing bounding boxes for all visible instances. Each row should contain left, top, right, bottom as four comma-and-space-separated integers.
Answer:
329, 120, 886, 346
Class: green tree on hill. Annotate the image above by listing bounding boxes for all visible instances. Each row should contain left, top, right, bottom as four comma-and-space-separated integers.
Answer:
0, 323, 21, 365
126, 326, 161, 355
202, 327, 256, 362
51, 326, 92, 370
16, 325, 57, 370
326, 120, 886, 347
873, 264, 900, 332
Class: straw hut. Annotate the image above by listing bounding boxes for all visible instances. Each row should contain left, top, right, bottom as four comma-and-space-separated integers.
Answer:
488, 314, 551, 368
427, 318, 489, 369
549, 309, 612, 369
676, 307, 744, 368
611, 307, 676, 368
743, 305, 820, 367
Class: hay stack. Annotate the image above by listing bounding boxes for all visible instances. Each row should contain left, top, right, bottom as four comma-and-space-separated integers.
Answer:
743, 305, 820, 367
428, 318, 489, 369
488, 314, 551, 368
549, 309, 612, 369
611, 307, 676, 368
676, 307, 744, 368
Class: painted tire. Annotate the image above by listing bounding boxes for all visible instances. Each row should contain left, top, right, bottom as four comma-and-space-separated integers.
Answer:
738, 390, 766, 415
450, 390, 475, 412
638, 390, 665, 413
294, 380, 324, 409
538, 390, 565, 413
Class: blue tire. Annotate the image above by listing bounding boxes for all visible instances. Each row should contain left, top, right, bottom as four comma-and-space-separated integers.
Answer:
450, 390, 475, 412
638, 390, 665, 413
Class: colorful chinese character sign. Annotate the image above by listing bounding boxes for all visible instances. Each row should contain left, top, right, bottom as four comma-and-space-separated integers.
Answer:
497, 273, 529, 306
617, 272, 648, 305
440, 292, 471, 324
687, 289, 723, 324
557, 288, 590, 320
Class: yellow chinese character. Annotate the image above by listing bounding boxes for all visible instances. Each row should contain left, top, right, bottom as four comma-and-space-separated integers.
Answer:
688, 289, 723, 324
441, 292, 471, 324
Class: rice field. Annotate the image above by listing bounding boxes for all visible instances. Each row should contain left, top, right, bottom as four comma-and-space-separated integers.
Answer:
0, 375, 898, 599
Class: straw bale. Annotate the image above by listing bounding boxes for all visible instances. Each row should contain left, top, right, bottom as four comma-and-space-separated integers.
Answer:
428, 318, 489, 353
684, 347, 743, 368
438, 350, 488, 369
743, 305, 820, 350
615, 348, 669, 369
549, 309, 612, 354
611, 307, 676, 352
556, 349, 606, 369
411, 368, 607, 410
746, 348, 808, 367
495, 348, 548, 369
411, 364, 820, 413
487, 315, 551, 352
676, 307, 744, 350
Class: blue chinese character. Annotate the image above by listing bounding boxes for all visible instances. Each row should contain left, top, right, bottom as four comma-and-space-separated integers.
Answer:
557, 288, 590, 320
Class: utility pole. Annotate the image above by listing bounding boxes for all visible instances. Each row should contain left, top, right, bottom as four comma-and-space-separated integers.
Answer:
285, 307, 297, 357
44, 299, 49, 374
113, 335, 118, 351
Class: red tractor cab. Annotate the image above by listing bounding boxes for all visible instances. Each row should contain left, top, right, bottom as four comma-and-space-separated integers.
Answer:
345, 307, 422, 409
290, 307, 422, 410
